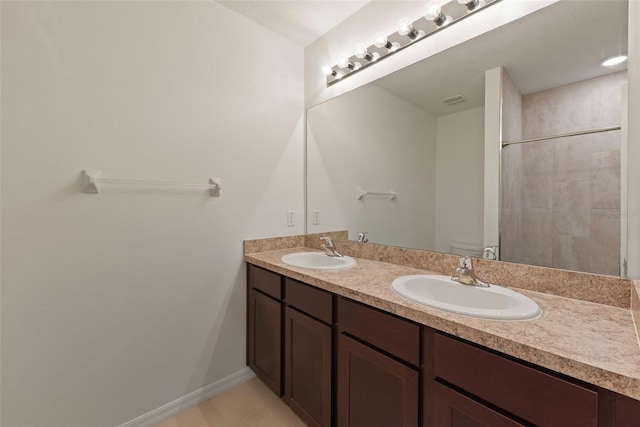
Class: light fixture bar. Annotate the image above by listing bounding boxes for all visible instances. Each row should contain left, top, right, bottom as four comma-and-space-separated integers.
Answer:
325, 0, 500, 86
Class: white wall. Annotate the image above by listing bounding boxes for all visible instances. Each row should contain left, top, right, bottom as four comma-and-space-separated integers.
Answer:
307, 84, 437, 249
484, 67, 502, 250
434, 107, 485, 254
0, 2, 304, 426
627, 0, 640, 278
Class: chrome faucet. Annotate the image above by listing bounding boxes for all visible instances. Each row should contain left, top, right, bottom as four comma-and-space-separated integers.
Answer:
483, 245, 498, 260
451, 256, 490, 288
320, 236, 343, 257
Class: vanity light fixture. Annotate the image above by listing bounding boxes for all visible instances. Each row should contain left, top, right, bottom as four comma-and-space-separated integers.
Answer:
424, 3, 451, 27
323, 0, 500, 86
457, 0, 481, 12
374, 32, 401, 52
601, 54, 628, 67
398, 17, 424, 40
355, 43, 381, 62
322, 66, 337, 77
338, 58, 356, 70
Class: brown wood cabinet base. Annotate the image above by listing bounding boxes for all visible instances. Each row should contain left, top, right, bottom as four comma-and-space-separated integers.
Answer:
246, 263, 640, 427
337, 333, 419, 427
247, 265, 283, 396
284, 306, 332, 427
432, 381, 526, 427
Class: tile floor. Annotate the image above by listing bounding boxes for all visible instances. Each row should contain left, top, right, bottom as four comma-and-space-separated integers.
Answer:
155, 377, 306, 427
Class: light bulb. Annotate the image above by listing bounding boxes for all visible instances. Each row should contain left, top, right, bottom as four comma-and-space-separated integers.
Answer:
374, 32, 400, 52
338, 58, 353, 69
353, 62, 362, 70
424, 4, 442, 21
398, 17, 414, 36
321, 65, 336, 76
374, 32, 388, 48
424, 0, 450, 27
355, 43, 369, 59
371, 52, 381, 61
425, 1, 450, 26
457, 0, 479, 11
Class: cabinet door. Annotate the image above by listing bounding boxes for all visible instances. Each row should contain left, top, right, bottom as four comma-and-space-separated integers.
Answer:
432, 382, 525, 427
284, 307, 332, 427
248, 289, 282, 395
615, 394, 640, 427
433, 332, 598, 426
337, 334, 419, 427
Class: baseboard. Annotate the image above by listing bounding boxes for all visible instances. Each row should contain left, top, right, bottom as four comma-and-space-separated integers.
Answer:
118, 367, 256, 427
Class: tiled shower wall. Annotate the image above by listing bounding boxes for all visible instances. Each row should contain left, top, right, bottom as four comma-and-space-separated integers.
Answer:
501, 71, 627, 275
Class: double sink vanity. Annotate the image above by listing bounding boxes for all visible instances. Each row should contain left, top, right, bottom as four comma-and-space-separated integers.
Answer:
244, 233, 640, 426
282, 250, 540, 321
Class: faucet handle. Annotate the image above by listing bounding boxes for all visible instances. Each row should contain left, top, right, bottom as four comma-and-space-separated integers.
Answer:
319, 236, 334, 247
459, 256, 472, 270
483, 246, 498, 260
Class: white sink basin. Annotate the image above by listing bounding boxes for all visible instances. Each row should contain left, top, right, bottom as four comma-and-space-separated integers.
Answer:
391, 274, 540, 320
281, 252, 356, 270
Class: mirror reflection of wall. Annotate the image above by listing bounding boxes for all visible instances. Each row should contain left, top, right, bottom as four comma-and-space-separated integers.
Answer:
501, 70, 627, 276
306, 0, 631, 277
307, 82, 484, 254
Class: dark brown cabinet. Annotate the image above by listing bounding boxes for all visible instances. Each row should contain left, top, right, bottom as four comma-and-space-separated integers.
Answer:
427, 331, 599, 427
246, 263, 640, 427
614, 394, 640, 427
432, 382, 525, 427
284, 279, 334, 427
336, 297, 420, 427
247, 265, 283, 395
337, 333, 419, 427
285, 307, 332, 427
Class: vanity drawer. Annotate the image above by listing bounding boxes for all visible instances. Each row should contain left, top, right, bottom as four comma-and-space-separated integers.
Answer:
433, 333, 598, 427
285, 278, 333, 324
248, 264, 282, 300
337, 297, 420, 366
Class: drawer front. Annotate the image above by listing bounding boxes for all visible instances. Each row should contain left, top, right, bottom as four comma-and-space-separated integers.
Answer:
338, 297, 420, 366
248, 264, 282, 300
432, 381, 525, 427
434, 333, 598, 427
285, 278, 333, 324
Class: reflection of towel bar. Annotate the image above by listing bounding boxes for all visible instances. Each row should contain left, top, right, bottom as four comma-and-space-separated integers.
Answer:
81, 169, 221, 197
356, 187, 397, 200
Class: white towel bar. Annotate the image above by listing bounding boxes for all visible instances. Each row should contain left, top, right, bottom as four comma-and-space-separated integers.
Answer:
356, 187, 397, 200
81, 169, 221, 197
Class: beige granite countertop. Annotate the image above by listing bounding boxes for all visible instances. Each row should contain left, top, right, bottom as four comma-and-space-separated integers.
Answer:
246, 247, 640, 401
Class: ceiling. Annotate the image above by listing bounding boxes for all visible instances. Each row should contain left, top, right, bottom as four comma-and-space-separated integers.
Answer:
217, 0, 370, 46
373, 0, 629, 117
218, 1, 628, 117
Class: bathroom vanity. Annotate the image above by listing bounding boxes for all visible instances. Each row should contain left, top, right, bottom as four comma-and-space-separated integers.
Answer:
245, 241, 640, 427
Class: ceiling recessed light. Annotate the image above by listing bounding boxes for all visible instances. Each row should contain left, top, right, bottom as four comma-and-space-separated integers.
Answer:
601, 54, 628, 67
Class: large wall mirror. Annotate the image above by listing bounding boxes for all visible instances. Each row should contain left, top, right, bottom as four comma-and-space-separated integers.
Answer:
306, 0, 630, 276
